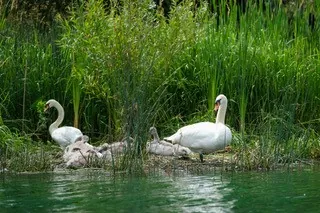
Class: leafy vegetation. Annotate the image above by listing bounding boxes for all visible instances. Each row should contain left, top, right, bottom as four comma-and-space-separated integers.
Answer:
0, 0, 320, 172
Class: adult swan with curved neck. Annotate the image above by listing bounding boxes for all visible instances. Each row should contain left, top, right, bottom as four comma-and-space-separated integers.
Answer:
45, 99, 83, 149
164, 94, 232, 162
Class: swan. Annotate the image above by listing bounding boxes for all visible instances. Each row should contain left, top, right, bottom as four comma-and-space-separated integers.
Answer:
63, 135, 104, 168
96, 137, 133, 155
45, 99, 83, 149
147, 126, 192, 157
164, 94, 232, 162
97, 141, 128, 155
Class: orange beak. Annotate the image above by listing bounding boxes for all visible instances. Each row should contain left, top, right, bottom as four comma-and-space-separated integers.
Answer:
214, 102, 220, 112
44, 104, 49, 112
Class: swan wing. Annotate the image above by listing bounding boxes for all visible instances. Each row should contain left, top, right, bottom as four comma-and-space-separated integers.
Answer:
176, 122, 232, 153
147, 142, 174, 156
51, 126, 83, 148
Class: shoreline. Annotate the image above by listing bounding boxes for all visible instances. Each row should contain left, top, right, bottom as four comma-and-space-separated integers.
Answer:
1, 151, 319, 176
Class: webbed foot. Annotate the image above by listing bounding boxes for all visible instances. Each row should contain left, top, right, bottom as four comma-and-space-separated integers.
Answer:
199, 153, 204, 163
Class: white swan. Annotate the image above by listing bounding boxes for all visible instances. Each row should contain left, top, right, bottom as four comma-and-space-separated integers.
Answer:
164, 94, 232, 162
45, 99, 83, 149
147, 126, 192, 157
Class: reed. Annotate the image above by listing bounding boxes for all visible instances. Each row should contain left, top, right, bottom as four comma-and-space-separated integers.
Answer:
1, 0, 320, 171
0, 124, 57, 172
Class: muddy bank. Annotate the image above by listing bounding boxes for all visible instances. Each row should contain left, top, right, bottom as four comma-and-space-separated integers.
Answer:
144, 152, 235, 175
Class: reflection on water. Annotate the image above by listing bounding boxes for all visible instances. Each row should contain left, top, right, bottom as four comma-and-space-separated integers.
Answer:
0, 170, 234, 212
1, 166, 320, 212
226, 168, 320, 213
171, 175, 234, 213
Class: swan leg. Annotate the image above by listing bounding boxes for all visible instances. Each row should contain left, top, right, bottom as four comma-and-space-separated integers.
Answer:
199, 153, 204, 163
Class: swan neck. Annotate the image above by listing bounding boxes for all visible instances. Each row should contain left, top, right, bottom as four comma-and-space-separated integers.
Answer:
49, 101, 65, 135
216, 102, 227, 124
153, 131, 160, 142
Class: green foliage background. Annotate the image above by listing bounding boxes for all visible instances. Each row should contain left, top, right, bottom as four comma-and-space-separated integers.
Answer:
1, 0, 320, 171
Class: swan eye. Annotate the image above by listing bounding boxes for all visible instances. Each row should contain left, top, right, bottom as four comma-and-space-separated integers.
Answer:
44, 103, 50, 110
215, 99, 221, 104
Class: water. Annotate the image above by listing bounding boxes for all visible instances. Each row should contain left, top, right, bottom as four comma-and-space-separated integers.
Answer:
1, 167, 320, 213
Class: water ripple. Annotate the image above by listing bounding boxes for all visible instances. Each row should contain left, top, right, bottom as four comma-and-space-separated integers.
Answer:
170, 175, 235, 213
2, 169, 319, 212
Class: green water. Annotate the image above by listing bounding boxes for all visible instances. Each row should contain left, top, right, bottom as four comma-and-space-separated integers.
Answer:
1, 167, 320, 213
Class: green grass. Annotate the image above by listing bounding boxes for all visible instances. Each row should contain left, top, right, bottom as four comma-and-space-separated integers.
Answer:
0, 124, 58, 172
1, 0, 320, 172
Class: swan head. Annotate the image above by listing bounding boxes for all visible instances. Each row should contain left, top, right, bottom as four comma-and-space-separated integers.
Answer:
149, 126, 157, 136
75, 135, 90, 143
44, 99, 58, 112
174, 145, 192, 157
214, 94, 227, 112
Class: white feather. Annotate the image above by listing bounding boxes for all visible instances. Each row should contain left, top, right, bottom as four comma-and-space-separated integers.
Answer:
45, 99, 83, 149
164, 94, 232, 160
164, 122, 231, 154
147, 126, 192, 157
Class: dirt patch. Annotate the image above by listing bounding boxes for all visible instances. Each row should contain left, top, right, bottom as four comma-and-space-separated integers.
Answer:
144, 152, 236, 175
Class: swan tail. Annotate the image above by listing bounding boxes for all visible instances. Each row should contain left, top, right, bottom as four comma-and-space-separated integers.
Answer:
163, 131, 180, 144
163, 137, 172, 142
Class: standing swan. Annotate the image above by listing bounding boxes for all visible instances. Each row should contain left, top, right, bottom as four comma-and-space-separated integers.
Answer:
164, 94, 232, 162
45, 99, 83, 149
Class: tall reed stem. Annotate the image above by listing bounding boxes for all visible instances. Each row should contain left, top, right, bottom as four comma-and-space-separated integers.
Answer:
22, 59, 27, 133
72, 66, 81, 129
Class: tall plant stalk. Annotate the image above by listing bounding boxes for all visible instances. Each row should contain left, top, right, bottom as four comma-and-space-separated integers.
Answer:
22, 57, 27, 133
72, 65, 81, 129
0, 0, 319, 171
